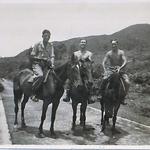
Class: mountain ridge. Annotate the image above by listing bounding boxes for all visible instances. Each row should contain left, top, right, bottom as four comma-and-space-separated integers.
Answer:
0, 23, 150, 79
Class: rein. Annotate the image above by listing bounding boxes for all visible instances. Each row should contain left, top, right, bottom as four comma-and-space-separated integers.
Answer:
43, 67, 64, 85
52, 71, 63, 84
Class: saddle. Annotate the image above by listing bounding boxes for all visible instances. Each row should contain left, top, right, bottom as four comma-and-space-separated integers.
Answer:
27, 68, 53, 92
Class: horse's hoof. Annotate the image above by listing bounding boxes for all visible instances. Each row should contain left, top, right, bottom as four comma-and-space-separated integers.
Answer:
80, 122, 83, 126
14, 124, 18, 128
71, 126, 75, 131
111, 127, 120, 134
83, 126, 87, 131
101, 127, 105, 132
50, 131, 57, 138
37, 132, 45, 138
13, 124, 18, 131
21, 123, 27, 128
83, 128, 86, 131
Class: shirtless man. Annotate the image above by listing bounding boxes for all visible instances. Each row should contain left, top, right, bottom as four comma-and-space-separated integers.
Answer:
63, 39, 95, 104
101, 40, 130, 105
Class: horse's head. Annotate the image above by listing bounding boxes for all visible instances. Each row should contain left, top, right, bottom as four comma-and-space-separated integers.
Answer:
70, 63, 83, 87
80, 58, 94, 90
109, 67, 121, 89
104, 67, 122, 118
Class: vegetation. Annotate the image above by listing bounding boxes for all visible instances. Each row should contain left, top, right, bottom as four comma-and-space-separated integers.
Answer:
0, 24, 150, 88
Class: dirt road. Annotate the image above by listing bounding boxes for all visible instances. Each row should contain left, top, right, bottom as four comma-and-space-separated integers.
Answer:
1, 80, 150, 145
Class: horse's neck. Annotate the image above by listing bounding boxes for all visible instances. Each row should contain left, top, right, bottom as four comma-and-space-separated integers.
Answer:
54, 63, 68, 82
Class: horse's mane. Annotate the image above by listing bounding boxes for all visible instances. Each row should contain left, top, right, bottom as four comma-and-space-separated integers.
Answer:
54, 61, 70, 75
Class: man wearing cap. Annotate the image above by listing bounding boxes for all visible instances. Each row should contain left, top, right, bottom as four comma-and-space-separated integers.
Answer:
29, 29, 55, 101
101, 40, 130, 105
63, 39, 95, 104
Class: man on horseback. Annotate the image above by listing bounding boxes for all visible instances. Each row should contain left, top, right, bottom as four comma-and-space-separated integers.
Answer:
29, 29, 55, 101
63, 39, 95, 104
100, 40, 130, 105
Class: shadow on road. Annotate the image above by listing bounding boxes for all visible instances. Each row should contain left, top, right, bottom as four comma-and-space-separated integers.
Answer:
101, 125, 128, 145
15, 124, 97, 145
13, 123, 129, 145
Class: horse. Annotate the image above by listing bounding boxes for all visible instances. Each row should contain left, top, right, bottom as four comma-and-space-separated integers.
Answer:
100, 67, 127, 133
13, 61, 70, 137
70, 58, 94, 130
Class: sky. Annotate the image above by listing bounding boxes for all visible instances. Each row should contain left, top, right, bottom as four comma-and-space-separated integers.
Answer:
0, 0, 150, 57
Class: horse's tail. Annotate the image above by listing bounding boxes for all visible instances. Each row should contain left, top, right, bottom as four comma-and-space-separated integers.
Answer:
13, 75, 23, 103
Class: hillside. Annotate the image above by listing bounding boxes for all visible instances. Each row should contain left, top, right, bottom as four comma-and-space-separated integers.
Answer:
0, 23, 150, 81
1, 24, 150, 128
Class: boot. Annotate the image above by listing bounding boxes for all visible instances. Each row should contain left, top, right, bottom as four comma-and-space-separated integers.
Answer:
121, 99, 127, 105
63, 89, 70, 102
88, 98, 95, 104
31, 95, 39, 102
88, 95, 95, 104
98, 88, 105, 102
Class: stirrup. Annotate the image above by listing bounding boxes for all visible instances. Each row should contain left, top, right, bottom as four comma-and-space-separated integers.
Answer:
121, 101, 127, 105
31, 95, 39, 102
63, 97, 70, 102
88, 99, 95, 104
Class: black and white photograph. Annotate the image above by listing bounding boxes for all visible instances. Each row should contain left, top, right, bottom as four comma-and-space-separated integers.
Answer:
0, 0, 150, 148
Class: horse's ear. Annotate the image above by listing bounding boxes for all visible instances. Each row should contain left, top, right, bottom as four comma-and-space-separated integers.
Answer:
79, 59, 84, 63
84, 57, 91, 62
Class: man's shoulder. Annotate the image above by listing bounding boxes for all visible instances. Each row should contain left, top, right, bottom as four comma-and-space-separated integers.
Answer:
47, 41, 52, 46
32, 41, 41, 47
118, 49, 125, 55
106, 50, 112, 55
86, 50, 93, 55
74, 50, 81, 55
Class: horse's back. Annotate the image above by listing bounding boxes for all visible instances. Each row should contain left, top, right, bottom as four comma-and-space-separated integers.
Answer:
13, 68, 33, 90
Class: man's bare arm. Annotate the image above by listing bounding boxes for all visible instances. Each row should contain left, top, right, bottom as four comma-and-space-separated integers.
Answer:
102, 52, 109, 72
120, 51, 127, 70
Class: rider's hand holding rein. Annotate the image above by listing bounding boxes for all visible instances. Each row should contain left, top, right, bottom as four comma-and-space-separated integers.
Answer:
116, 66, 121, 73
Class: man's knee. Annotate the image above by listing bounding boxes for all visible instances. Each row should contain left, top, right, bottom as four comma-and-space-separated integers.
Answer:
32, 64, 43, 77
126, 79, 130, 87
122, 74, 130, 94
122, 74, 130, 85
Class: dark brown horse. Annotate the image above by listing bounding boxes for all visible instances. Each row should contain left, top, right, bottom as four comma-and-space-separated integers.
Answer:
70, 58, 94, 130
100, 67, 127, 132
13, 61, 70, 137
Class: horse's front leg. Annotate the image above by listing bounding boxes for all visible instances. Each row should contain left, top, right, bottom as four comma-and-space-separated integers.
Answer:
112, 104, 120, 132
14, 96, 19, 128
100, 101, 104, 125
38, 100, 49, 138
80, 102, 83, 126
21, 95, 29, 128
50, 99, 59, 136
101, 113, 108, 132
72, 102, 77, 130
81, 101, 87, 131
